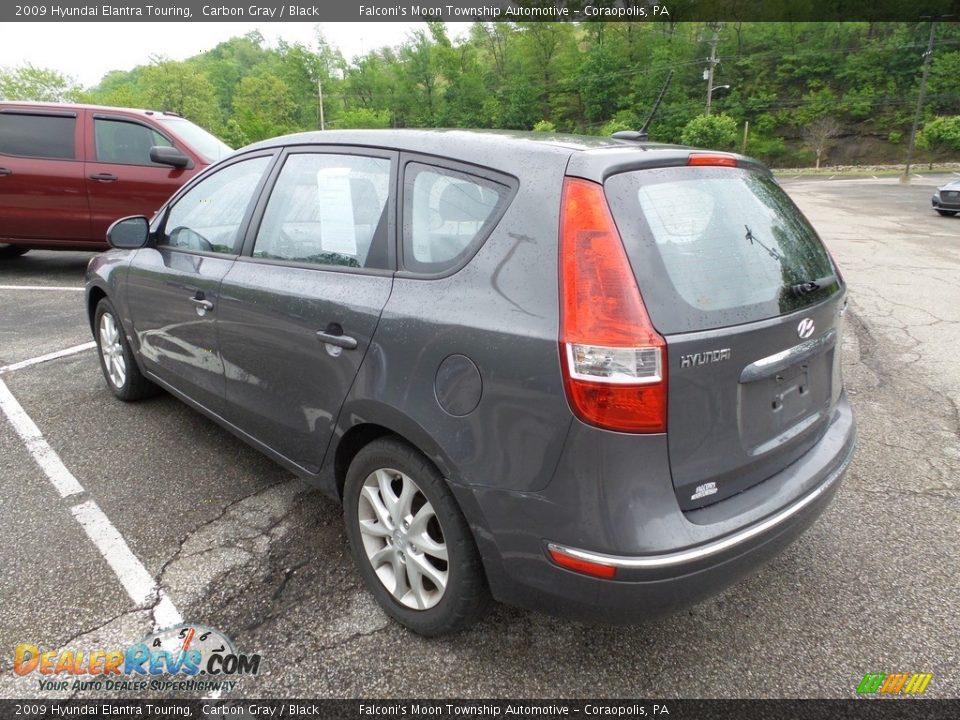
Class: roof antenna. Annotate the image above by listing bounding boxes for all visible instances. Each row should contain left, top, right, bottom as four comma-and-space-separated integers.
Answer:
612, 70, 674, 142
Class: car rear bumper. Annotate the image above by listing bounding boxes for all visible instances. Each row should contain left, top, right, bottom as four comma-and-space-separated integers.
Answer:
455, 393, 856, 622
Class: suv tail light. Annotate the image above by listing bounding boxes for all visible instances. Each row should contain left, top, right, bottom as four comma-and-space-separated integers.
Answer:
558, 177, 667, 433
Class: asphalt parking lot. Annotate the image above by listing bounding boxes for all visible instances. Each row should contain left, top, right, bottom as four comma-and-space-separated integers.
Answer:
1, 173, 958, 700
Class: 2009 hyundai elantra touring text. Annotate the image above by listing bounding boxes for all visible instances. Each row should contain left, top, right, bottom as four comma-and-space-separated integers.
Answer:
85, 129, 856, 636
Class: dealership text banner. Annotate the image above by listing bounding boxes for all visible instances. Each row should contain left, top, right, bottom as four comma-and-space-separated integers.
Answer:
6, 0, 960, 23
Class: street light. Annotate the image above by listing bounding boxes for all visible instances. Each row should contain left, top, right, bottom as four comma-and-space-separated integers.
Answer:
707, 84, 731, 115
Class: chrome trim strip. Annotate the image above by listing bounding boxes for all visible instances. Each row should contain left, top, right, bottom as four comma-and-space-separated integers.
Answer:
740, 329, 836, 383
546, 450, 849, 570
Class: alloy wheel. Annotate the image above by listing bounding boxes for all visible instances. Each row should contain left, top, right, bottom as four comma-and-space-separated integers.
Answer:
356, 468, 449, 610
99, 312, 127, 390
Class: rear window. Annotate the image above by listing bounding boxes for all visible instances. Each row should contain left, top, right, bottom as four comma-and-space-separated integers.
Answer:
0, 112, 75, 159
605, 166, 839, 334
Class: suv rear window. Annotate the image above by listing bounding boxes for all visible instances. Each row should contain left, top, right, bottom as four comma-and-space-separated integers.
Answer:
605, 166, 839, 334
0, 112, 75, 159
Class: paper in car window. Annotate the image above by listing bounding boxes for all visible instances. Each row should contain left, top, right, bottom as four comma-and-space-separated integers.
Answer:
316, 169, 357, 255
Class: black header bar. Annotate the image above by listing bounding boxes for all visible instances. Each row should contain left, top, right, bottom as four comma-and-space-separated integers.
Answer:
4, 0, 960, 23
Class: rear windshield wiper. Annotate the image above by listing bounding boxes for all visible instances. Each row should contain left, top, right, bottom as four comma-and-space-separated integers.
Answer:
744, 224, 781, 261
789, 274, 837, 297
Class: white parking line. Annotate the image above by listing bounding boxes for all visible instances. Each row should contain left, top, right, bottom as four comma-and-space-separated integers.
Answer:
72, 501, 183, 629
0, 341, 96, 375
0, 378, 85, 497
0, 284, 85, 291
0, 349, 183, 632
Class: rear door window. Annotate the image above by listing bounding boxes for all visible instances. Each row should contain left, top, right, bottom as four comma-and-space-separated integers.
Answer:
605, 166, 839, 334
252, 152, 392, 270
0, 112, 75, 159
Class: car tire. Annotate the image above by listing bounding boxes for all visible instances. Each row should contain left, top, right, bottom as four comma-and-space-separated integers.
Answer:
94, 298, 158, 401
0, 244, 28, 258
936, 209, 957, 217
343, 437, 490, 636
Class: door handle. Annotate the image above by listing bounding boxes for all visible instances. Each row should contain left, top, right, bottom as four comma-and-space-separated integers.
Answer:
0, 167, 11, 176
89, 173, 118, 182
189, 297, 214, 312
316, 324, 358, 350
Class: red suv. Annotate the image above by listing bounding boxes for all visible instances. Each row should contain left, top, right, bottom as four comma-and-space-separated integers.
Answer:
0, 102, 231, 257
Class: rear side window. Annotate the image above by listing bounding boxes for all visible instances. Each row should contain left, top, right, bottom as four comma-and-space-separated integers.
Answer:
605, 167, 839, 334
95, 118, 172, 165
403, 163, 507, 274
0, 112, 75, 159
253, 153, 391, 270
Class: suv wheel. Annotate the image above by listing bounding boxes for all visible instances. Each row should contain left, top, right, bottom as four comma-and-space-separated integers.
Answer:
94, 298, 157, 401
343, 438, 490, 636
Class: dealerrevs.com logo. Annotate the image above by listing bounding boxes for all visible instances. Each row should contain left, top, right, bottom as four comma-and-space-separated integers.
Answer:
13, 624, 260, 694
856, 672, 933, 696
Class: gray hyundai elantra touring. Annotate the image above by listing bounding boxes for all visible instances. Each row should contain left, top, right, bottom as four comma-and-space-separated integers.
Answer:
86, 130, 856, 635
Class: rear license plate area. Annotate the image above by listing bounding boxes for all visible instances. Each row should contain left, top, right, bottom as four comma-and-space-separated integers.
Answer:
739, 356, 830, 454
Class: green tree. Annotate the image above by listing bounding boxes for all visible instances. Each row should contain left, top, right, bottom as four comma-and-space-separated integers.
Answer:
681, 114, 738, 149
0, 63, 80, 101
917, 116, 960, 153
139, 59, 221, 129
232, 72, 298, 141
339, 108, 391, 129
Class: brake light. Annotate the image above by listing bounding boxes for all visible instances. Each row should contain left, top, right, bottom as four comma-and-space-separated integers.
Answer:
548, 545, 617, 579
687, 153, 738, 167
558, 177, 667, 433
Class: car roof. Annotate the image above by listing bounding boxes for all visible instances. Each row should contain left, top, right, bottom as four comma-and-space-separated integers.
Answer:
0, 100, 181, 119
240, 128, 716, 179
244, 128, 676, 153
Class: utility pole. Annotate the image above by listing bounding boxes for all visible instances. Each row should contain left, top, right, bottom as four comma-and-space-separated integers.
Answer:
318, 76, 325, 131
902, 20, 937, 183
705, 23, 722, 116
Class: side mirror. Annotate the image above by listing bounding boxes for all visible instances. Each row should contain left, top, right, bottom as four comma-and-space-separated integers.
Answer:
107, 216, 150, 249
150, 146, 191, 169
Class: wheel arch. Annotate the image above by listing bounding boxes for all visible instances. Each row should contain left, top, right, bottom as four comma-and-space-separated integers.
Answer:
86, 285, 108, 332
329, 413, 456, 502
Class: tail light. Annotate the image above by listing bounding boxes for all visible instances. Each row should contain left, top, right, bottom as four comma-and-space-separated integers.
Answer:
687, 153, 738, 167
558, 177, 667, 433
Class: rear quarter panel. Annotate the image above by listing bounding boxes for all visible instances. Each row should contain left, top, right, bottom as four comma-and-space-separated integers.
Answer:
323, 147, 574, 496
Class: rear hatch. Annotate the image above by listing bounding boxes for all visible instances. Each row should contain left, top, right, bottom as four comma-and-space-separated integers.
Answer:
604, 159, 845, 511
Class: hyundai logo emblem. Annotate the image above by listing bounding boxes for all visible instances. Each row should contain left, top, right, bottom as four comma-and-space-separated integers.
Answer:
797, 318, 815, 339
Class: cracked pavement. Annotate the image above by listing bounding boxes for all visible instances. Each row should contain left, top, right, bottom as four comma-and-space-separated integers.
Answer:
0, 175, 958, 698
